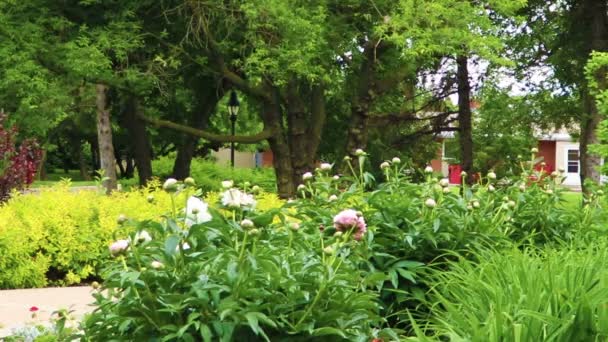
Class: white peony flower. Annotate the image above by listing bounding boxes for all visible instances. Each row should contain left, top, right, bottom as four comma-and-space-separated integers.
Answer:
320, 163, 332, 171
185, 196, 212, 227
221, 180, 234, 189
425, 198, 436, 208
302, 172, 313, 181
134, 230, 152, 244
221, 188, 256, 209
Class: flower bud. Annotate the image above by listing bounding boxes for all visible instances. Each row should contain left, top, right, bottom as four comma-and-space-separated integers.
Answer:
380, 162, 390, 169
425, 198, 436, 208
333, 175, 340, 181
392, 157, 401, 164
333, 231, 343, 238
163, 178, 178, 192
320, 163, 332, 171
240, 219, 255, 229
146, 195, 154, 203
460, 171, 467, 177
323, 246, 334, 255
297, 184, 306, 191
551, 171, 559, 177
302, 172, 313, 181
221, 180, 234, 189
558, 167, 565, 173
289, 222, 300, 231
355, 148, 365, 156
519, 184, 526, 192
328, 194, 338, 202
151, 261, 164, 269
184, 177, 196, 186
472, 200, 480, 208
251, 185, 261, 193
248, 228, 260, 236
443, 187, 451, 194
598, 190, 604, 196
109, 239, 129, 256
424, 166, 434, 173
546, 189, 553, 194
439, 179, 449, 187
117, 214, 128, 225
343, 155, 351, 161
488, 185, 495, 192
467, 204, 473, 210
508, 200, 516, 208
487, 171, 497, 180
531, 147, 538, 153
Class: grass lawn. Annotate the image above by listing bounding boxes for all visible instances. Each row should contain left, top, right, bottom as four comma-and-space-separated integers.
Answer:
30, 170, 138, 189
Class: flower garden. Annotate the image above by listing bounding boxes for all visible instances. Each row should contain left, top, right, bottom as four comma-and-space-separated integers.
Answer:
2, 149, 607, 341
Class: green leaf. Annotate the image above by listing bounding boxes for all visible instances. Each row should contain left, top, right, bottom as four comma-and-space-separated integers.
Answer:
311, 327, 347, 338
164, 235, 180, 256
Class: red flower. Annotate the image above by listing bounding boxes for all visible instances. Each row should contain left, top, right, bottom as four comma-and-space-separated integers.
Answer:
29, 306, 39, 312
371, 339, 382, 342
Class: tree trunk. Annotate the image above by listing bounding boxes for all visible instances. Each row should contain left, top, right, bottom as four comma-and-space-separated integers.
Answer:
580, 0, 608, 191
172, 78, 223, 179
457, 55, 474, 184
95, 83, 118, 194
37, 149, 47, 181
287, 81, 315, 186
124, 97, 153, 185
78, 144, 92, 181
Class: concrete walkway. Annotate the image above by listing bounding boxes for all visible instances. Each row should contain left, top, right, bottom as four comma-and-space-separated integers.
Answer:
0, 286, 94, 337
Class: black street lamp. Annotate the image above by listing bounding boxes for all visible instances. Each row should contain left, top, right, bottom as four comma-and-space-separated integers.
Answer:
228, 90, 240, 168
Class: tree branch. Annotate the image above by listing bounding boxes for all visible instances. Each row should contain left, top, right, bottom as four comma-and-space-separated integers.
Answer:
137, 113, 274, 143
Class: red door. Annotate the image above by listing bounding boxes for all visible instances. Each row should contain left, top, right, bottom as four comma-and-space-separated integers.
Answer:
449, 164, 461, 184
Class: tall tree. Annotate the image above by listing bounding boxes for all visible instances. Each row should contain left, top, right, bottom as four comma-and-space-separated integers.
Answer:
95, 84, 118, 192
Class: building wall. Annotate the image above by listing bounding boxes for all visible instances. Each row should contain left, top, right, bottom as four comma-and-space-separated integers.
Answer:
211, 149, 256, 168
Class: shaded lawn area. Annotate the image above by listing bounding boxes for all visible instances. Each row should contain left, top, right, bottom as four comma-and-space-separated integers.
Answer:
31, 170, 138, 188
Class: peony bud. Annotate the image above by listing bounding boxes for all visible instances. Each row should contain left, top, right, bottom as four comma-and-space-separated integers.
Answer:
467, 204, 473, 210
443, 187, 451, 193
424, 166, 434, 173
439, 179, 450, 187
558, 167, 565, 173
320, 163, 332, 171
392, 157, 401, 164
355, 148, 365, 156
508, 200, 516, 208
248, 228, 260, 236
323, 246, 334, 255
184, 177, 196, 186
109, 239, 129, 256
329, 194, 338, 202
297, 184, 306, 191
343, 155, 351, 162
519, 184, 526, 192
289, 222, 300, 231
91, 281, 100, 289
425, 198, 437, 208
117, 214, 128, 225
221, 180, 234, 189
488, 185, 495, 192
551, 171, 559, 177
240, 219, 255, 229
151, 261, 164, 269
460, 171, 467, 177
302, 172, 313, 181
380, 162, 390, 169
333, 175, 340, 181
163, 178, 178, 192
546, 189, 553, 194
251, 185, 261, 193
487, 171, 497, 180
531, 147, 538, 153
472, 200, 480, 208
146, 195, 154, 203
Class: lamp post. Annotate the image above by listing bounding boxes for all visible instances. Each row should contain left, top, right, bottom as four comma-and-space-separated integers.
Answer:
228, 90, 240, 168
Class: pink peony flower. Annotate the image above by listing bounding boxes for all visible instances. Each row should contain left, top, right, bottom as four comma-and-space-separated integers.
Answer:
333, 209, 367, 241
109, 239, 129, 256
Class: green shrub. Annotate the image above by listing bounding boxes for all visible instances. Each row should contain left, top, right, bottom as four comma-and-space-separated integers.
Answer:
410, 241, 608, 341
82, 184, 394, 341
152, 155, 276, 193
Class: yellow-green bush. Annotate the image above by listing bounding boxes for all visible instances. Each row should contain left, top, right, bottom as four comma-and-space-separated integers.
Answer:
0, 180, 186, 288
0, 180, 284, 289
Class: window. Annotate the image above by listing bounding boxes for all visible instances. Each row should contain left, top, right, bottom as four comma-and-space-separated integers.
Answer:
567, 149, 579, 173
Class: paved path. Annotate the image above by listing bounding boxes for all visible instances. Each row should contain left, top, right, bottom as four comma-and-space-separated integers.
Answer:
0, 286, 94, 337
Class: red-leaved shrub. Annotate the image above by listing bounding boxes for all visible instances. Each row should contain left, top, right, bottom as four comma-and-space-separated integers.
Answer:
0, 112, 42, 202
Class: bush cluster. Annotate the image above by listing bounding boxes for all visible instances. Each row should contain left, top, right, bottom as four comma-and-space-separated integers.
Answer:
152, 155, 276, 193
0, 179, 282, 289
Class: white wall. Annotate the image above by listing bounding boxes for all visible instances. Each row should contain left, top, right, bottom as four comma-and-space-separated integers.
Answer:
211, 148, 256, 168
